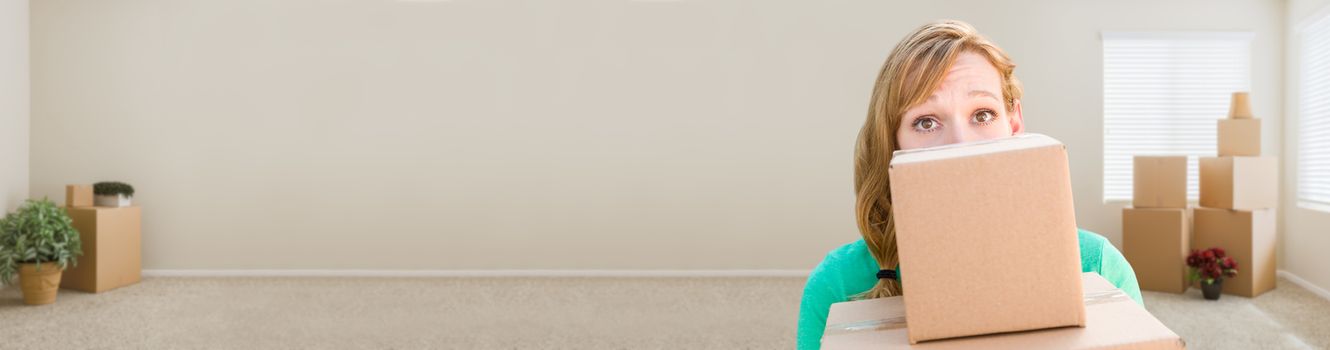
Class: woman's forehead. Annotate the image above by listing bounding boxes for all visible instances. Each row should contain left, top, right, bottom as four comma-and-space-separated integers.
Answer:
936, 52, 1002, 95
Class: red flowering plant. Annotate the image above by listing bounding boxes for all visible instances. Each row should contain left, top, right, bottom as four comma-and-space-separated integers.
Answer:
1186, 247, 1238, 285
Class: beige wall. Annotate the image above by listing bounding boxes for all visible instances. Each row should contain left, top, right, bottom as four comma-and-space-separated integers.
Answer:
1283, 0, 1330, 293
29, 0, 1285, 270
2, 0, 28, 214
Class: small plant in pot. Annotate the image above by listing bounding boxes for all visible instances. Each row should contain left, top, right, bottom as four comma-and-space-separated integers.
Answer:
1187, 247, 1238, 300
0, 198, 83, 305
93, 181, 135, 207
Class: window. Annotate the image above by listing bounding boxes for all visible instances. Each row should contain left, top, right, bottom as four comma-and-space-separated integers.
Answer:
1102, 32, 1253, 202
1300, 12, 1330, 210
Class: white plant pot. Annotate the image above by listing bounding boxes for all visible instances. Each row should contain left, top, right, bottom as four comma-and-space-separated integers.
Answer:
94, 194, 132, 207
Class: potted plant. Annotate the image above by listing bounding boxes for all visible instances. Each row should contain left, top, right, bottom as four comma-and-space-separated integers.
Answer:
93, 181, 135, 207
0, 198, 83, 305
1186, 247, 1238, 300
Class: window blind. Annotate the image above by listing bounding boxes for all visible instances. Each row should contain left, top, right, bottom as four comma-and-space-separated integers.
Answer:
1102, 32, 1253, 202
1300, 13, 1330, 210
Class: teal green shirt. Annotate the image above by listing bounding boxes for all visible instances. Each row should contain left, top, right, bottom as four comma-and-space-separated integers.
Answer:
796, 229, 1142, 350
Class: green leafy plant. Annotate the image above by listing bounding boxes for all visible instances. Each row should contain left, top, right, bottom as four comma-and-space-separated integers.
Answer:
0, 198, 83, 285
93, 181, 135, 197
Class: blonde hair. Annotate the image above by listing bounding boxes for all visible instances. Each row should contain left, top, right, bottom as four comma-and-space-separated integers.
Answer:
851, 20, 1023, 300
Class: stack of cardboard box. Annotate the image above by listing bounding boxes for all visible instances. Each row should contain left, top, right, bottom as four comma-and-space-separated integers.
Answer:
822, 273, 1185, 349
1123, 156, 1190, 293
1195, 92, 1278, 297
62, 185, 143, 293
1122, 92, 1278, 298
823, 134, 1183, 349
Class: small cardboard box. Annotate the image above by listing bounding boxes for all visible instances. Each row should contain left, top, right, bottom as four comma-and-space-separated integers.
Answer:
1192, 207, 1276, 297
1228, 92, 1253, 119
65, 184, 94, 207
62, 206, 142, 293
1218, 118, 1261, 157
1122, 207, 1189, 293
888, 134, 1084, 343
822, 273, 1185, 349
1198, 156, 1277, 210
1133, 156, 1188, 208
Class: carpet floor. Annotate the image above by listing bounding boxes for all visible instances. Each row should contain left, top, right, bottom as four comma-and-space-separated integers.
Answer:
0, 276, 1327, 349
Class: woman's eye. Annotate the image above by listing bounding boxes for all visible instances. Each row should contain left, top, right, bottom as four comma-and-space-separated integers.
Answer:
912, 117, 941, 133
973, 110, 997, 124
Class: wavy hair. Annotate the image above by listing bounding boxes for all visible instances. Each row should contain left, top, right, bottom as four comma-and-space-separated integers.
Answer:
851, 20, 1023, 300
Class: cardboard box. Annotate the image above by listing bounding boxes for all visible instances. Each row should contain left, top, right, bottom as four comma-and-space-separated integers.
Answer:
1228, 92, 1253, 119
1132, 156, 1188, 208
1218, 118, 1261, 157
1192, 207, 1276, 297
822, 273, 1185, 349
1199, 156, 1277, 210
65, 184, 93, 207
1122, 207, 1189, 293
62, 206, 142, 293
888, 134, 1084, 343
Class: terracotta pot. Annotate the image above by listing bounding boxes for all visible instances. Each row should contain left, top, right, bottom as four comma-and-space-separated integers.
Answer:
18, 262, 64, 305
1202, 279, 1224, 300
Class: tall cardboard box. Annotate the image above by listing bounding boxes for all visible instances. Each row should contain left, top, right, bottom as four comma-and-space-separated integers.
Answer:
1198, 156, 1277, 210
1122, 207, 1189, 293
889, 134, 1084, 343
1218, 118, 1261, 157
62, 206, 142, 293
1192, 207, 1276, 297
65, 184, 94, 207
821, 273, 1185, 349
1132, 156, 1187, 208
1227, 92, 1254, 119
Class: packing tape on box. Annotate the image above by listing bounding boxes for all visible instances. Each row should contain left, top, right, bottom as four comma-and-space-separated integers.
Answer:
823, 316, 908, 336
823, 289, 1133, 335
1082, 289, 1133, 306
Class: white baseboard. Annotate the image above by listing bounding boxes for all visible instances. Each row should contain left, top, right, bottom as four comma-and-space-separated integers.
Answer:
142, 269, 812, 278
1278, 270, 1330, 302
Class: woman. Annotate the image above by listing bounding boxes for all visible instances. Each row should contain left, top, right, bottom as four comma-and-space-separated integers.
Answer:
795, 20, 1143, 349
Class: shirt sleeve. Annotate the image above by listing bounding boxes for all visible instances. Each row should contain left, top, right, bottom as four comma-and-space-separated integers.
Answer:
797, 254, 843, 350
1098, 240, 1145, 307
